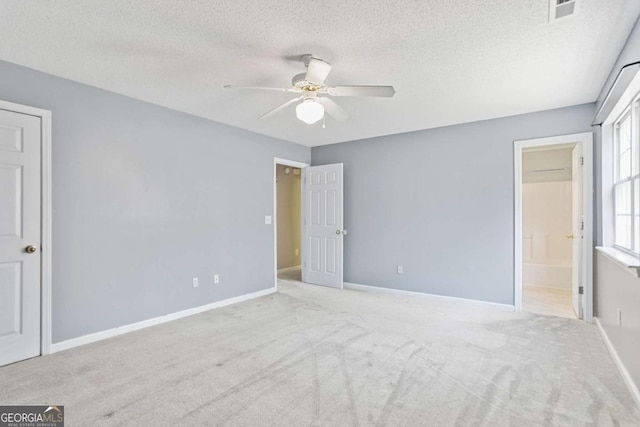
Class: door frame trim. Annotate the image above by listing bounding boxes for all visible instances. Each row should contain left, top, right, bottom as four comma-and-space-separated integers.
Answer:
273, 157, 309, 291
513, 132, 594, 322
0, 99, 52, 354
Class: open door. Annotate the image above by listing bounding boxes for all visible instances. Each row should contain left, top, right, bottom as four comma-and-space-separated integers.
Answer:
571, 144, 583, 318
0, 109, 42, 366
302, 164, 344, 289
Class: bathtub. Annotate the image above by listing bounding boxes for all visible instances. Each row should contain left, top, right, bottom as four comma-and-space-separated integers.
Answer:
522, 261, 572, 289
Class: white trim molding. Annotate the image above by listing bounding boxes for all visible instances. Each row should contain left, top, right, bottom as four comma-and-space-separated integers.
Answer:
343, 282, 515, 311
273, 157, 309, 292
0, 99, 53, 356
51, 287, 276, 353
513, 132, 594, 323
595, 318, 640, 409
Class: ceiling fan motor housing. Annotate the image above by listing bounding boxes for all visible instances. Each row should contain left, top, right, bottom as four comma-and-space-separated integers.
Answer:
291, 73, 308, 87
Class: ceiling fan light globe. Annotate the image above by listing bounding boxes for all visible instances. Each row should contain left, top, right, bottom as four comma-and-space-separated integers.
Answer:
296, 100, 324, 124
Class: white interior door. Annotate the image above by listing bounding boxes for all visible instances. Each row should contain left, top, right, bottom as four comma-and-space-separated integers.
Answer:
302, 164, 344, 289
571, 144, 583, 319
0, 109, 41, 366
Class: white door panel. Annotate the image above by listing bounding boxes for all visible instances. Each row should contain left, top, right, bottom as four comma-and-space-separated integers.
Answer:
571, 145, 583, 319
0, 165, 22, 237
303, 164, 344, 288
0, 109, 41, 366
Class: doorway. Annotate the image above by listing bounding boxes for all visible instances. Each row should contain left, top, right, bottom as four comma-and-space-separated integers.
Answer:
521, 144, 576, 318
0, 100, 52, 366
273, 158, 345, 290
514, 132, 594, 322
275, 162, 304, 283
274, 158, 308, 288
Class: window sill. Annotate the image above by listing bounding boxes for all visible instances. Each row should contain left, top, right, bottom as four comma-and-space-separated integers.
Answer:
596, 246, 640, 278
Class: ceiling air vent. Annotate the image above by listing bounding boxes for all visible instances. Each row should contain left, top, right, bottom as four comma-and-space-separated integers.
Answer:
549, 0, 576, 23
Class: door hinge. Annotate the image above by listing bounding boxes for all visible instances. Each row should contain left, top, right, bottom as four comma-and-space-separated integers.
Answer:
579, 286, 584, 295
579, 221, 584, 230
579, 156, 584, 166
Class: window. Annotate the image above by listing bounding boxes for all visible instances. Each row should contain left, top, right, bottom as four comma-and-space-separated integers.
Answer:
613, 96, 640, 254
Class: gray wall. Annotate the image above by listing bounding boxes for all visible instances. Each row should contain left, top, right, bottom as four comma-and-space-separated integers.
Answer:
594, 16, 640, 395
596, 253, 640, 388
0, 60, 310, 343
595, 16, 640, 113
312, 104, 594, 305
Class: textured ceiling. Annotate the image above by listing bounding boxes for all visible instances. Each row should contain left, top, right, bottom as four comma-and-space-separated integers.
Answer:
0, 1, 639, 147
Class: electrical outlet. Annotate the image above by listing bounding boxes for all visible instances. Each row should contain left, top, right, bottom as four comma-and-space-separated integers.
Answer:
192, 277, 199, 288
617, 308, 622, 327
397, 265, 403, 275
214, 274, 220, 284
265, 216, 272, 225
295, 248, 299, 256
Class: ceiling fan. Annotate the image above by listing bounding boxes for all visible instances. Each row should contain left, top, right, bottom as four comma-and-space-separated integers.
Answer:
224, 55, 395, 125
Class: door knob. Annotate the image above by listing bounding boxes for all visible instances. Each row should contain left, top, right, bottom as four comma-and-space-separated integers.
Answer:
25, 245, 38, 254
566, 234, 574, 239
336, 230, 341, 235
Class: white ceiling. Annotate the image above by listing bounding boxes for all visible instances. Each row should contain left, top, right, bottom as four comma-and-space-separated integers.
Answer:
0, 1, 639, 147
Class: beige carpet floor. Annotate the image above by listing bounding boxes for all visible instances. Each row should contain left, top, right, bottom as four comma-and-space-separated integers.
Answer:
523, 285, 576, 319
0, 278, 638, 426
278, 267, 302, 282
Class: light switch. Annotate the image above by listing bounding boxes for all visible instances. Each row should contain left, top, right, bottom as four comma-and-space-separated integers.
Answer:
265, 216, 272, 225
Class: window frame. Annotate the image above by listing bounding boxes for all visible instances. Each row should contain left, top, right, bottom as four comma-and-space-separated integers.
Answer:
612, 94, 640, 255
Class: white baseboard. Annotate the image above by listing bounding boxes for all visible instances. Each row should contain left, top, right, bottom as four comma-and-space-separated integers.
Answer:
594, 317, 640, 409
343, 282, 515, 311
277, 265, 301, 273
50, 287, 277, 354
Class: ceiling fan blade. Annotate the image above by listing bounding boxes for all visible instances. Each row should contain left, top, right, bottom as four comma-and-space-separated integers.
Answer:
259, 96, 303, 119
305, 57, 332, 85
327, 85, 396, 97
319, 98, 350, 122
224, 85, 294, 93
